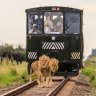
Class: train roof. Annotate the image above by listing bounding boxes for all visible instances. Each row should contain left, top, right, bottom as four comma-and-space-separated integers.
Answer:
25, 6, 83, 13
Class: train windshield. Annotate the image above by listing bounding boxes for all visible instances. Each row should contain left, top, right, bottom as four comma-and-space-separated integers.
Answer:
44, 12, 63, 34
28, 11, 80, 35
28, 12, 63, 34
65, 12, 80, 34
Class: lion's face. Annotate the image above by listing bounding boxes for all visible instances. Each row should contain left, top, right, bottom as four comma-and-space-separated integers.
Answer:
49, 58, 59, 72
39, 55, 50, 69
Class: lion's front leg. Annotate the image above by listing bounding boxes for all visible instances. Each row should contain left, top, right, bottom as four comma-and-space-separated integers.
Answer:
49, 76, 53, 86
41, 76, 45, 87
45, 76, 51, 87
37, 79, 42, 87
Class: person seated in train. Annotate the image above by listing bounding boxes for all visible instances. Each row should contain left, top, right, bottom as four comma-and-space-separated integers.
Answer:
29, 16, 42, 34
53, 14, 63, 26
29, 24, 39, 34
44, 15, 53, 33
54, 20, 63, 33
35, 15, 42, 34
28, 15, 38, 34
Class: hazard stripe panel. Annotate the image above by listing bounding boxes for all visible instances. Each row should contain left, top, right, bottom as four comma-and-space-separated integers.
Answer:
71, 52, 80, 59
42, 42, 64, 50
28, 52, 37, 59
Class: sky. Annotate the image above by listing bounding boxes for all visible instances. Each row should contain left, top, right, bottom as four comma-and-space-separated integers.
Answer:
0, 0, 96, 57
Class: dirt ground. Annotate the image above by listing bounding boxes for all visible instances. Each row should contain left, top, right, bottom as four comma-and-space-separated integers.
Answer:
69, 74, 91, 96
0, 74, 96, 96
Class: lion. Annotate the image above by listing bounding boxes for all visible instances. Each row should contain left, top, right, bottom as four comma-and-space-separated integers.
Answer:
49, 58, 59, 73
29, 60, 43, 87
30, 55, 59, 87
29, 55, 50, 87
38, 55, 51, 87
48, 58, 59, 86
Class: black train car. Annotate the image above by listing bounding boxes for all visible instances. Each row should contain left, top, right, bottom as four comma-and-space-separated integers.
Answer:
25, 6, 84, 77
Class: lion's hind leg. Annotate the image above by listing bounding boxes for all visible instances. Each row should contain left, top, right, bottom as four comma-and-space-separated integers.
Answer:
29, 66, 34, 82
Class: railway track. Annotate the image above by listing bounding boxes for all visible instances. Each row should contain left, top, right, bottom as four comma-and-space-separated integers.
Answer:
46, 77, 70, 96
1, 81, 37, 96
1, 77, 70, 96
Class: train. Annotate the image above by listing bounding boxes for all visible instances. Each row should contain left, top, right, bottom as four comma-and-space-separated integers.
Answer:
25, 6, 84, 77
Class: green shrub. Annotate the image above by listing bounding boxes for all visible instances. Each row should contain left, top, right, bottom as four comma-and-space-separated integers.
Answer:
10, 68, 17, 76
90, 73, 95, 82
82, 68, 93, 76
91, 79, 96, 88
0, 75, 2, 81
82, 58, 96, 89
0, 60, 28, 88
22, 71, 29, 82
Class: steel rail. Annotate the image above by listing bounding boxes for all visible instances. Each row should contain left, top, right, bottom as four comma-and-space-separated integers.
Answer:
1, 80, 37, 96
46, 77, 70, 96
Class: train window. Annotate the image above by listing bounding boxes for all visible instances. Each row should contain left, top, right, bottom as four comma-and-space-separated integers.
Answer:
28, 12, 42, 34
65, 12, 80, 34
44, 12, 63, 34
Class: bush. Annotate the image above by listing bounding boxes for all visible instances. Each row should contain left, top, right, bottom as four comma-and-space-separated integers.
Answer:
22, 71, 29, 82
90, 73, 95, 82
82, 58, 96, 89
0, 52, 27, 88
91, 79, 96, 88
10, 68, 17, 76
0, 75, 2, 81
82, 68, 93, 76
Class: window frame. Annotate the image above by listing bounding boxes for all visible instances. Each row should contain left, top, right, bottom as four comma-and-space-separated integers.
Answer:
27, 12, 43, 35
64, 11, 81, 35
43, 11, 64, 35
27, 11, 81, 35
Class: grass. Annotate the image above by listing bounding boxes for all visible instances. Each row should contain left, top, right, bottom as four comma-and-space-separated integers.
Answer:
0, 59, 30, 88
82, 56, 96, 88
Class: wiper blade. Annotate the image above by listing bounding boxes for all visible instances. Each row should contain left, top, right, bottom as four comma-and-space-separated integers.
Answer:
65, 21, 74, 31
